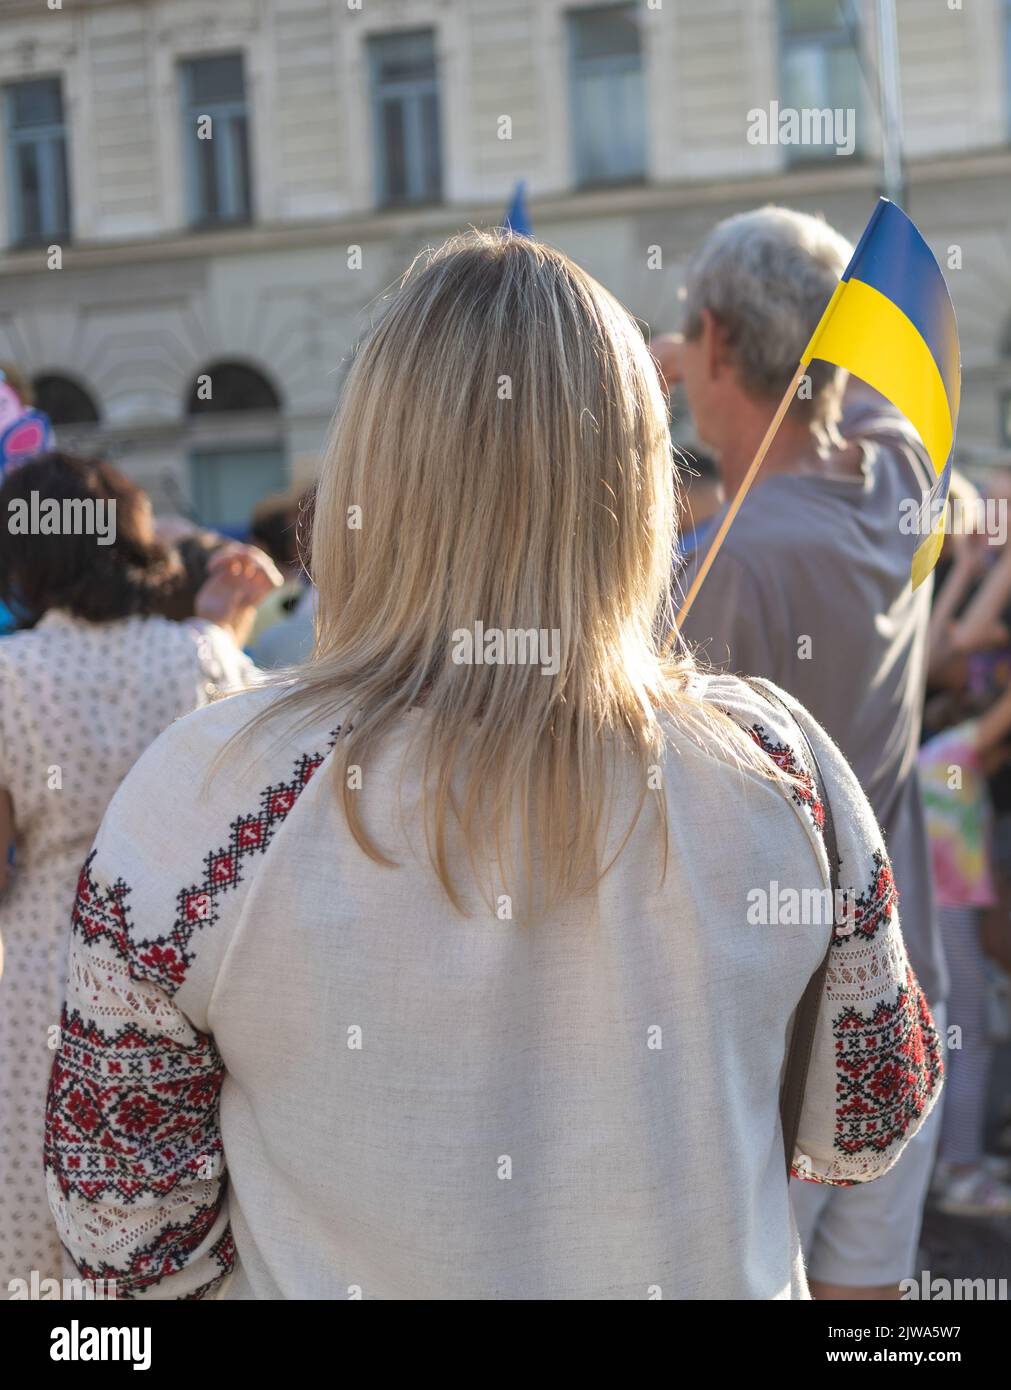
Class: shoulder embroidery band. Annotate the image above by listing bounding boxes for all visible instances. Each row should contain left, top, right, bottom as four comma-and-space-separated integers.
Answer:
849, 848, 898, 944
748, 722, 826, 832
70, 742, 333, 994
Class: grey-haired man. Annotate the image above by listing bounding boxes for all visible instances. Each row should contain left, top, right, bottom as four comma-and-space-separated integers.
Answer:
659, 205, 946, 1301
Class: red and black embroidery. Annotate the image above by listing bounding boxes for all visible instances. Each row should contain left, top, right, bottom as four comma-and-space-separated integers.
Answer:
47, 740, 334, 1297
71, 743, 331, 995
55, 1202, 226, 1299
844, 848, 898, 945
747, 722, 826, 831
832, 967, 943, 1157
46, 1007, 225, 1199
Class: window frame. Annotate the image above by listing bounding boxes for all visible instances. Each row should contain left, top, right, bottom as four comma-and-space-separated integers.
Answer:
179, 53, 253, 229
566, 2, 647, 189
3, 75, 71, 247
367, 28, 443, 209
777, 0, 864, 166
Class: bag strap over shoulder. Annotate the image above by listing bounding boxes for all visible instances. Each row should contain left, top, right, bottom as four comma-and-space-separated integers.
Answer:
739, 677, 840, 1180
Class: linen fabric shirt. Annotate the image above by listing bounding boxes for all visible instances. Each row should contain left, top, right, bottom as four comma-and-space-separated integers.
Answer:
44, 674, 942, 1300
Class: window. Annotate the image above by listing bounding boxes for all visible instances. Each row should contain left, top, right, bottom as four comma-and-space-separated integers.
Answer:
33, 373, 100, 425
187, 361, 285, 530
568, 4, 646, 187
369, 30, 442, 207
187, 361, 280, 415
778, 0, 863, 163
189, 445, 288, 532
4, 77, 70, 245
180, 54, 253, 226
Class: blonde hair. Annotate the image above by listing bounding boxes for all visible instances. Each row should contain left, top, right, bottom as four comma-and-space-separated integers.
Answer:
240, 230, 785, 911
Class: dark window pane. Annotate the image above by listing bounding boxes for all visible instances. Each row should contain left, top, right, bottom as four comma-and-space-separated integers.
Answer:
420, 91, 441, 198
570, 6, 640, 60
9, 78, 63, 129
371, 31, 436, 84
50, 136, 70, 235
33, 374, 100, 425
194, 131, 219, 221
187, 362, 281, 414
381, 98, 408, 202
231, 112, 252, 219
187, 54, 245, 105
15, 142, 41, 239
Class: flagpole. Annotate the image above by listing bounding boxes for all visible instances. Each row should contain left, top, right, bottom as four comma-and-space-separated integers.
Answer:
668, 361, 808, 642
876, 0, 905, 207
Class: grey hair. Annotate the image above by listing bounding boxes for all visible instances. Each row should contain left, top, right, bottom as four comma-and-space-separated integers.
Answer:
682, 206, 853, 423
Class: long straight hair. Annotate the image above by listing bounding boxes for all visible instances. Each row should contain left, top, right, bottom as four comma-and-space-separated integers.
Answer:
239, 231, 785, 911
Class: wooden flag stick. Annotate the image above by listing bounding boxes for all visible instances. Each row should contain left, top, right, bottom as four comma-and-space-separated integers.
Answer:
667, 360, 808, 644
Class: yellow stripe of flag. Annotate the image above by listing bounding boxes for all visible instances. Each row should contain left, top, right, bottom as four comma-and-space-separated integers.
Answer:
801, 277, 955, 480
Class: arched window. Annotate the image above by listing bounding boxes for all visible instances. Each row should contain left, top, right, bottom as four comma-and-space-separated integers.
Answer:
32, 373, 100, 425
186, 360, 287, 532
186, 361, 281, 415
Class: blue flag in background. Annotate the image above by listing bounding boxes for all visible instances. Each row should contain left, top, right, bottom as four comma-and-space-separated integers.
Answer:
502, 181, 532, 237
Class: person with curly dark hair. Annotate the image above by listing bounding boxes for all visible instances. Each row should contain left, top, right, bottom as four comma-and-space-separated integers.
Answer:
0, 451, 279, 1291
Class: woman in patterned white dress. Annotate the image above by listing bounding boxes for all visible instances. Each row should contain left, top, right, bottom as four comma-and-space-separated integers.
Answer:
0, 452, 276, 1294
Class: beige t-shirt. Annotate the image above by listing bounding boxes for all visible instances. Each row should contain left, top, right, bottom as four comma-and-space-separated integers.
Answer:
44, 674, 942, 1299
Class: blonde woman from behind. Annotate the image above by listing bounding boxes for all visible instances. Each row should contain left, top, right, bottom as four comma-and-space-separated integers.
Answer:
44, 232, 941, 1300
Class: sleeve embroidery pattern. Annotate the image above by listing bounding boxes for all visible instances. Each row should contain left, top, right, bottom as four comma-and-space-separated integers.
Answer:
44, 743, 330, 1297
740, 718, 943, 1185
832, 965, 943, 1159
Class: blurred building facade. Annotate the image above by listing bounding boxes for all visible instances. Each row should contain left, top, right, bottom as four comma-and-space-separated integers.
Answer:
0, 0, 1010, 525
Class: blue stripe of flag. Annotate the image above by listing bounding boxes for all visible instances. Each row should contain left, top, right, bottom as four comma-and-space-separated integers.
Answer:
843, 199, 960, 411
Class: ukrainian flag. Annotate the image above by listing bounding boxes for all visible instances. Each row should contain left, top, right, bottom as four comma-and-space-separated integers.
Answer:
801, 198, 960, 588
